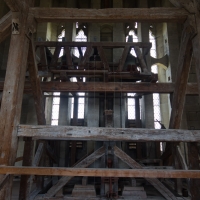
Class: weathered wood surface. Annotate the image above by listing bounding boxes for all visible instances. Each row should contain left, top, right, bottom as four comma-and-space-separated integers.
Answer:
30, 8, 188, 23
28, 37, 46, 125
33, 143, 44, 167
18, 125, 200, 142
0, 166, 199, 179
19, 139, 34, 200
0, 81, 195, 94
169, 17, 194, 129
35, 41, 152, 48
42, 146, 105, 198
0, 11, 11, 33
0, 8, 31, 199
97, 46, 109, 70
114, 146, 177, 200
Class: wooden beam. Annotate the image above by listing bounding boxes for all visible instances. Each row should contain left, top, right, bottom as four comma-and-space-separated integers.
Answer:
44, 146, 105, 198
0, 81, 198, 94
0, 9, 30, 199
0, 166, 199, 179
134, 46, 150, 74
118, 46, 130, 72
28, 37, 46, 125
17, 125, 200, 142
35, 41, 152, 48
19, 138, 34, 200
0, 11, 12, 33
169, 17, 195, 129
22, 82, 199, 94
114, 146, 177, 200
97, 46, 109, 70
30, 7, 188, 23
80, 45, 92, 66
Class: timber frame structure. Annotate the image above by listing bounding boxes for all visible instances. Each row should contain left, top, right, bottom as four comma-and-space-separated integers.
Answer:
0, 0, 200, 199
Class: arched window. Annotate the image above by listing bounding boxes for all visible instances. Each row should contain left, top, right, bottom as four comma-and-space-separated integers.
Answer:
149, 31, 161, 129
126, 29, 138, 56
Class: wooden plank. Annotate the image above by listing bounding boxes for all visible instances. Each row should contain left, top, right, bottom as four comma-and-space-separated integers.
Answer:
118, 46, 130, 71
30, 7, 188, 23
97, 46, 109, 70
28, 37, 46, 125
43, 146, 105, 198
0, 11, 12, 33
169, 17, 195, 129
0, 166, 199, 179
0, 81, 198, 94
18, 125, 200, 142
0, 9, 30, 199
21, 82, 200, 94
134, 46, 150, 74
114, 146, 177, 200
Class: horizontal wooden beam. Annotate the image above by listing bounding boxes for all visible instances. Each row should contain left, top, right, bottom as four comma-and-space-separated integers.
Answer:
22, 82, 198, 94
30, 7, 188, 23
18, 125, 200, 142
0, 166, 199, 178
35, 41, 151, 48
0, 81, 198, 94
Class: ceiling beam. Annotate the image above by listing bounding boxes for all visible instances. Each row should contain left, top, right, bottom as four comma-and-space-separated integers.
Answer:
0, 82, 198, 94
30, 7, 189, 23
0, 166, 200, 179
18, 125, 200, 142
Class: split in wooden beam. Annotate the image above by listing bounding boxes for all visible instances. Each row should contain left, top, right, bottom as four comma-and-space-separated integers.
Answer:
0, 166, 199, 179
30, 8, 189, 23
18, 125, 200, 142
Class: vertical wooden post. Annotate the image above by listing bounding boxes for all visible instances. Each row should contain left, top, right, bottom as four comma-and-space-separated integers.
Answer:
169, 16, 195, 197
0, 10, 30, 199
